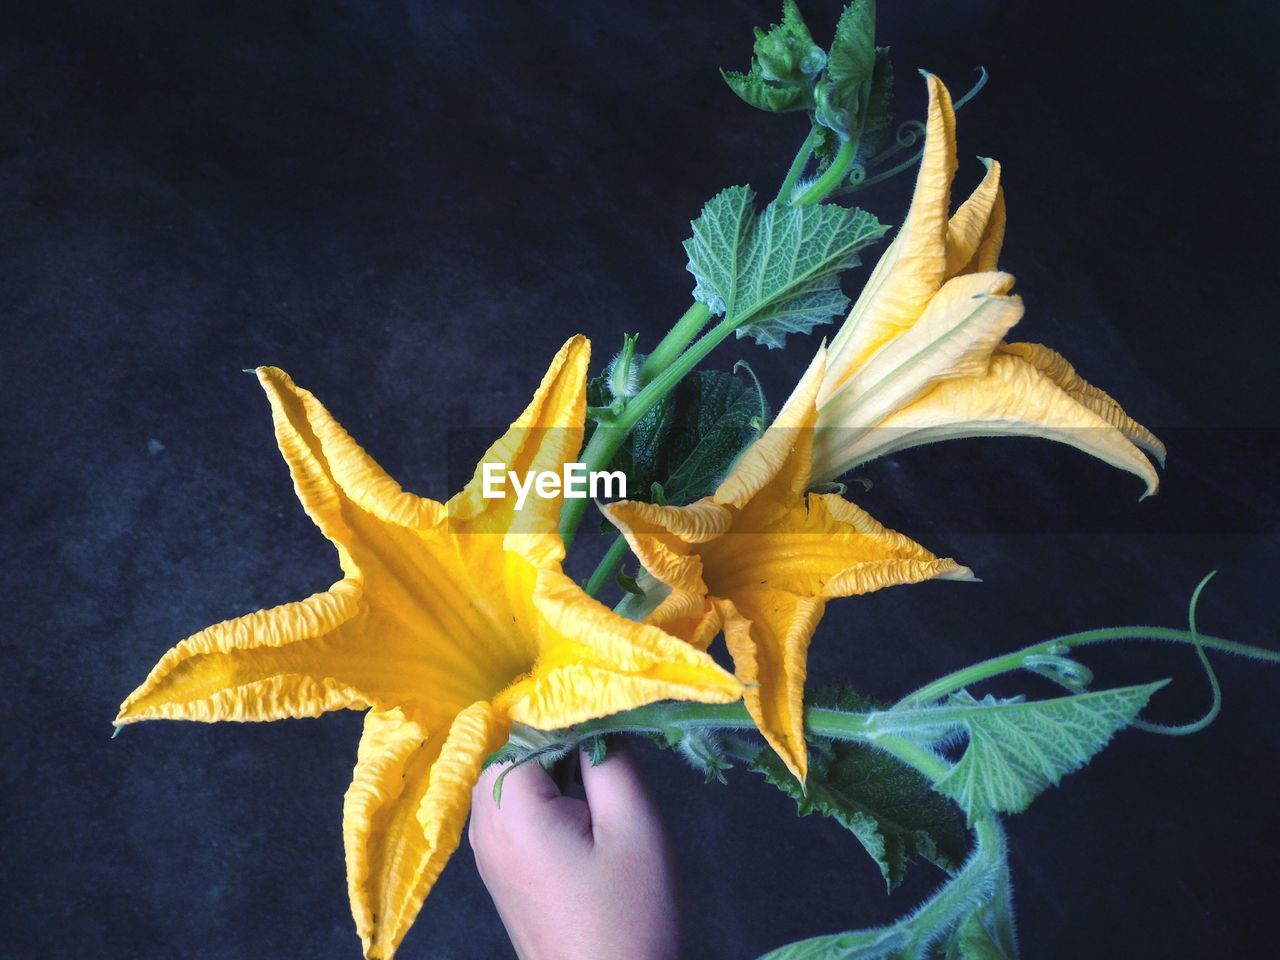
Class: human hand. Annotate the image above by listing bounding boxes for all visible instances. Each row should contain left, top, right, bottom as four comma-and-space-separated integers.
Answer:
469, 744, 680, 960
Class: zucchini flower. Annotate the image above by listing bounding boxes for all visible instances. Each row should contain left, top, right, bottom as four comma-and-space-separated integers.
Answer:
604, 349, 972, 784
116, 336, 740, 959
808, 74, 1165, 494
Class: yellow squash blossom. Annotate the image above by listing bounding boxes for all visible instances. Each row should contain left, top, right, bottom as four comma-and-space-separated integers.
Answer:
809, 74, 1165, 493
603, 349, 973, 784
116, 336, 740, 960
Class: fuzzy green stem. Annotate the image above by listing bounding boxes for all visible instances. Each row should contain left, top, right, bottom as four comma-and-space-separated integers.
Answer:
869, 733, 951, 781
639, 302, 712, 383
571, 701, 761, 738
584, 534, 630, 599
900, 815, 1006, 960
777, 125, 822, 202
793, 135, 859, 206
565, 700, 914, 753
559, 316, 739, 546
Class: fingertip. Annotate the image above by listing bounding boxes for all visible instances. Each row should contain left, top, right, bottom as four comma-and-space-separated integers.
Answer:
578, 741, 652, 826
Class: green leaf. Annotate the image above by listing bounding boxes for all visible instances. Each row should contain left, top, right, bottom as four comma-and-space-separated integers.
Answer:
859, 47, 895, 159
722, 68, 815, 114
721, 0, 826, 114
755, 811, 1010, 960
813, 0, 877, 141
943, 856, 1017, 960
756, 0, 826, 81
587, 367, 769, 512
751, 687, 967, 891
662, 369, 770, 503
945, 914, 1016, 960
920, 683, 1167, 821
684, 185, 886, 349
626, 391, 677, 494
583, 736, 609, 767
585, 372, 676, 505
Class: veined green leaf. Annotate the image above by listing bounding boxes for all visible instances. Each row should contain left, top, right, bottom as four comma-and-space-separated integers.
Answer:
684, 185, 886, 349
886, 683, 1167, 821
755, 0, 826, 82
859, 48, 895, 158
943, 857, 1017, 960
662, 369, 770, 503
721, 0, 825, 114
722, 68, 815, 114
751, 687, 967, 891
814, 0, 877, 141
586, 367, 768, 511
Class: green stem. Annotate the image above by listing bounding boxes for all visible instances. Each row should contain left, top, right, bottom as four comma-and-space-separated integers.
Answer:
638, 302, 711, 383
559, 316, 739, 546
869, 733, 951, 781
777, 125, 822, 202
584, 534, 630, 599
562, 128, 863, 550
571, 701, 761, 738
563, 700, 948, 770
901, 815, 1006, 960
793, 135, 859, 206
894, 625, 1280, 710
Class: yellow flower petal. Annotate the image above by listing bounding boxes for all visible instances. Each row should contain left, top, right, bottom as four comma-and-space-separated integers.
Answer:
719, 593, 822, 783
447, 335, 590, 551
838, 352, 1162, 496
609, 364, 969, 783
812, 272, 1024, 482
115, 581, 367, 724
999, 341, 1166, 465
823, 73, 957, 398
124, 335, 762, 952
814, 495, 975, 595
497, 569, 741, 729
257, 367, 446, 560
972, 183, 1006, 273
946, 158, 1005, 276
345, 703, 507, 960
716, 346, 825, 509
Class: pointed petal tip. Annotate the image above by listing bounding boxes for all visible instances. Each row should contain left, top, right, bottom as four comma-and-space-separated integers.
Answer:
944, 564, 980, 583
111, 723, 124, 739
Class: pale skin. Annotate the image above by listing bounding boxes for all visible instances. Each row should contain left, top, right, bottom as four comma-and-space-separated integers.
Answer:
469, 744, 681, 960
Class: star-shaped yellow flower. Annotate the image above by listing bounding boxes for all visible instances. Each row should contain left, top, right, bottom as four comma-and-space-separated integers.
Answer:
603, 349, 973, 784
116, 335, 740, 959
810, 74, 1165, 493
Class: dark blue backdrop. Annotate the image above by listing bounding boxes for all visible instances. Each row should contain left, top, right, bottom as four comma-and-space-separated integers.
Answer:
3, 1, 1277, 957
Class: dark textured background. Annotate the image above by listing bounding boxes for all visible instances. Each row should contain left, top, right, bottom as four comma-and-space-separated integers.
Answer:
3, 1, 1278, 957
